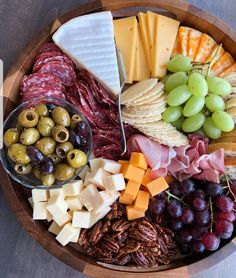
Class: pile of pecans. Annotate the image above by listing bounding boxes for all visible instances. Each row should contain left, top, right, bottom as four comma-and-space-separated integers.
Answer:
78, 202, 177, 267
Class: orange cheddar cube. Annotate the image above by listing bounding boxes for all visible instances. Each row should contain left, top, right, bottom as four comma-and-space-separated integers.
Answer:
130, 152, 148, 170
126, 205, 145, 220
134, 190, 149, 212
118, 160, 129, 173
124, 180, 141, 201
146, 177, 169, 197
123, 164, 145, 183
142, 168, 152, 186
119, 191, 133, 205
165, 175, 174, 184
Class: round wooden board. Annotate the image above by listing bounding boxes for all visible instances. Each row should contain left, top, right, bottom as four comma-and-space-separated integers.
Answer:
1, 0, 236, 277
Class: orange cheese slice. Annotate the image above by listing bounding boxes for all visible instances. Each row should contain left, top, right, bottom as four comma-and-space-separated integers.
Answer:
205, 45, 225, 63
220, 63, 236, 76
188, 28, 202, 61
194, 33, 217, 62
211, 52, 235, 76
178, 26, 191, 57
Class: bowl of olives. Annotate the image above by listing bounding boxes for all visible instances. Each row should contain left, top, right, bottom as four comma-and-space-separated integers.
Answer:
0, 97, 92, 189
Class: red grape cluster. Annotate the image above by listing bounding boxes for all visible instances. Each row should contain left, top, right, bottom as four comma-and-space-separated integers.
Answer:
148, 179, 236, 255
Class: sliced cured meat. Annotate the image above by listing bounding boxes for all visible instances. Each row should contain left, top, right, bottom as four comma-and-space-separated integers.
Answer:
38, 61, 76, 87
38, 43, 62, 54
94, 144, 122, 160
22, 84, 65, 102
33, 51, 75, 72
20, 73, 66, 94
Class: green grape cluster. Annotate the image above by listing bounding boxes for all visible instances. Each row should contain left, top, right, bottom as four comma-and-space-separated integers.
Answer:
162, 54, 234, 139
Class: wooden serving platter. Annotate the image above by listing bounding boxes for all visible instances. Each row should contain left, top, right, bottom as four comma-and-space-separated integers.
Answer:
1, 0, 236, 277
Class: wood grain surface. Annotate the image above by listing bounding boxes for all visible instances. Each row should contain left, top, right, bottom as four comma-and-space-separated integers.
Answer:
1, 1, 236, 278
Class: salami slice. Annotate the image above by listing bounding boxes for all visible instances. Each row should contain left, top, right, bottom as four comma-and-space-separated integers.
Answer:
38, 61, 76, 87
38, 43, 62, 54
20, 73, 66, 94
33, 51, 75, 72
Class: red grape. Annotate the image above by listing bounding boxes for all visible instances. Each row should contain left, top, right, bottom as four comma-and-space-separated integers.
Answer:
180, 179, 196, 195
201, 232, 220, 251
229, 180, 236, 195
215, 219, 234, 239
206, 182, 224, 197
179, 228, 193, 243
192, 240, 205, 254
170, 219, 183, 231
180, 208, 194, 224
191, 226, 207, 241
169, 181, 181, 197
149, 199, 166, 215
193, 189, 205, 200
193, 198, 207, 211
215, 196, 234, 212
194, 209, 210, 226
167, 200, 183, 218
215, 211, 236, 222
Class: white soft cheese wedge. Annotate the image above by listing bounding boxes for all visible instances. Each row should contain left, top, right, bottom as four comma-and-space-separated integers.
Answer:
52, 11, 121, 95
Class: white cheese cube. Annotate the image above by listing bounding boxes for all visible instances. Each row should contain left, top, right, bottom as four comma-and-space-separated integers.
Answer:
83, 172, 92, 187
46, 195, 68, 217
99, 191, 120, 207
89, 206, 111, 228
46, 211, 53, 222
101, 159, 121, 174
63, 180, 84, 197
56, 223, 78, 246
72, 210, 91, 228
32, 189, 49, 202
78, 164, 90, 180
33, 202, 48, 220
103, 174, 125, 191
70, 228, 81, 243
48, 221, 61, 235
53, 212, 72, 227
28, 197, 33, 208
66, 196, 83, 211
68, 210, 74, 217
88, 168, 110, 189
79, 184, 99, 211
89, 158, 104, 172
49, 188, 64, 198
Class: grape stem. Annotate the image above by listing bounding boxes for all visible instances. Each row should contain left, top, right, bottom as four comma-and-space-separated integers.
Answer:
207, 44, 222, 77
225, 175, 236, 202
165, 190, 191, 207
209, 196, 214, 233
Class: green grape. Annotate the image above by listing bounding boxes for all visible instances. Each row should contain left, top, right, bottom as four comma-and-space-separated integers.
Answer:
183, 96, 205, 117
203, 117, 221, 139
167, 85, 192, 106
188, 72, 208, 97
172, 116, 185, 130
162, 106, 183, 123
205, 94, 225, 112
167, 54, 192, 73
164, 72, 188, 93
182, 113, 206, 132
212, 111, 234, 132
161, 73, 173, 84
207, 76, 232, 96
196, 129, 206, 137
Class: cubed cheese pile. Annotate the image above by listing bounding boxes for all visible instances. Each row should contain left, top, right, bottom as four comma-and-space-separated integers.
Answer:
118, 152, 170, 220
30, 158, 125, 246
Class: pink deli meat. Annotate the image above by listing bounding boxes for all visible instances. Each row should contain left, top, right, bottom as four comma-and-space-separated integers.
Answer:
38, 43, 62, 54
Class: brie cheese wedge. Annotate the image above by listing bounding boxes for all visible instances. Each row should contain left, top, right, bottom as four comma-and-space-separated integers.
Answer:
53, 11, 121, 95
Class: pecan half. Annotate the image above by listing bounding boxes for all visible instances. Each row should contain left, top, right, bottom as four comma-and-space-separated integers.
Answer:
129, 220, 157, 242
112, 219, 130, 232
101, 236, 120, 253
101, 219, 111, 233
132, 251, 150, 267
115, 254, 132, 266
156, 237, 168, 255
89, 220, 103, 244
118, 241, 141, 256
78, 229, 89, 246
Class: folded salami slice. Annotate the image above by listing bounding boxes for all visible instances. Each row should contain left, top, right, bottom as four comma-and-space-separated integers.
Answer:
38, 43, 62, 54
38, 61, 76, 87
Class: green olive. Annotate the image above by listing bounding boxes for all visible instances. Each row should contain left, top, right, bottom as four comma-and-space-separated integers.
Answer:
33, 168, 42, 180
3, 128, 20, 147
54, 163, 75, 181
41, 173, 55, 187
70, 114, 82, 129
18, 109, 39, 127
67, 149, 87, 168
49, 153, 62, 165
8, 143, 31, 164
56, 142, 73, 158
35, 137, 56, 156
51, 106, 70, 127
37, 117, 55, 136
14, 163, 32, 174
52, 125, 69, 143
20, 128, 40, 145
34, 104, 49, 117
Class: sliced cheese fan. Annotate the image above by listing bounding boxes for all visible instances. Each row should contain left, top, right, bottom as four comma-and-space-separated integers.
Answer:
52, 11, 121, 95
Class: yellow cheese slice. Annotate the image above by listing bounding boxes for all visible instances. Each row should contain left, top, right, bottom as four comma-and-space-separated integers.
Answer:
133, 24, 150, 81
152, 15, 180, 78
113, 17, 138, 83
188, 28, 202, 60
178, 26, 191, 57
172, 36, 181, 57
220, 63, 236, 76
147, 11, 157, 76
211, 52, 235, 76
138, 12, 152, 72
205, 45, 225, 63
194, 33, 217, 62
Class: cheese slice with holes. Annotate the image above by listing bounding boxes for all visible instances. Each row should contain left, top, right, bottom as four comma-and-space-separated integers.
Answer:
194, 33, 217, 62
210, 52, 235, 76
52, 11, 120, 95
188, 28, 202, 60
178, 26, 191, 57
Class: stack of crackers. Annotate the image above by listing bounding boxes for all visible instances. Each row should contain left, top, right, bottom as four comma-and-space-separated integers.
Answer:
121, 78, 188, 147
